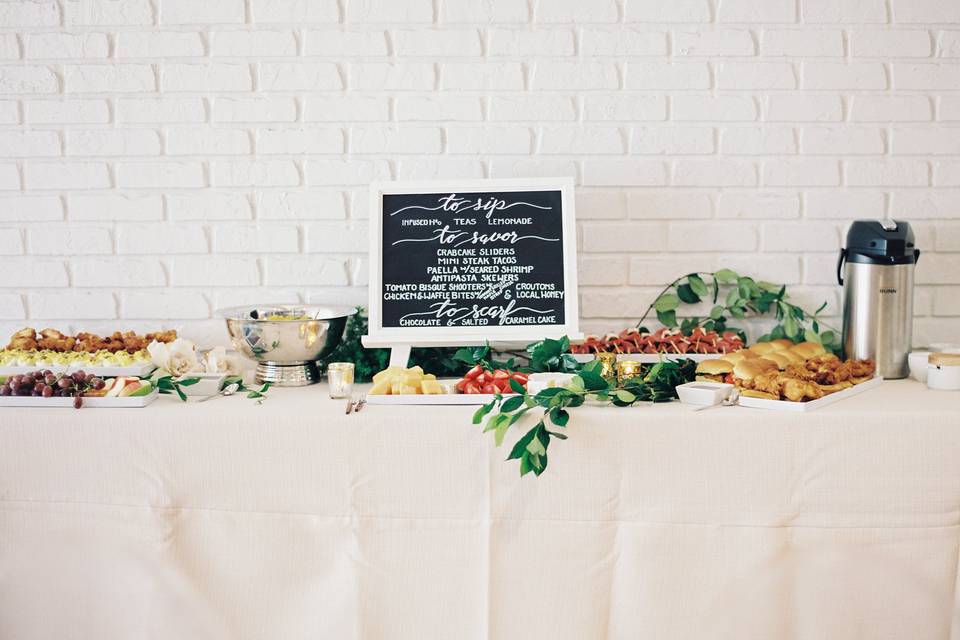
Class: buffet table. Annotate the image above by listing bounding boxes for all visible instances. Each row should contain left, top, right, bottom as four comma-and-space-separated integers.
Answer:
1, 380, 958, 640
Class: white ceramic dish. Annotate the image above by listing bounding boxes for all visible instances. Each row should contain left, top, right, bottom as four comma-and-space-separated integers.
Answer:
676, 381, 735, 407
0, 388, 158, 408
0, 361, 156, 378
927, 354, 960, 391
177, 372, 228, 397
736, 376, 883, 412
908, 351, 931, 383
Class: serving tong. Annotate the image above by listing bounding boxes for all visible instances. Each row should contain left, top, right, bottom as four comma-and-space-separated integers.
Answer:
345, 394, 366, 415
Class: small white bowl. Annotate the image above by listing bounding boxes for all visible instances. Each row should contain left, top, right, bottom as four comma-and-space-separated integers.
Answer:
927, 353, 960, 391
676, 381, 735, 407
908, 351, 931, 383
177, 372, 228, 397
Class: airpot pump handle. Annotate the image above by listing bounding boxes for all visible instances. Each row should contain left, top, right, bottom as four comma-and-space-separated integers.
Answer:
836, 248, 847, 286
914, 249, 921, 264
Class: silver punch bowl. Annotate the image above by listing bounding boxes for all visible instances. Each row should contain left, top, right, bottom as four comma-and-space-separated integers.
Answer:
218, 304, 356, 386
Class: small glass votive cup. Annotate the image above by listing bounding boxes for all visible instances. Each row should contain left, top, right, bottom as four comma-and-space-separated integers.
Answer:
327, 362, 355, 399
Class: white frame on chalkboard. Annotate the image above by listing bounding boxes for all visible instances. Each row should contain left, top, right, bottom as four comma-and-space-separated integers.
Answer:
362, 177, 581, 348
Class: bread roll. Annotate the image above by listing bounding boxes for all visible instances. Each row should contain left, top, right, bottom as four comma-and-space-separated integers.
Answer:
764, 352, 792, 370
782, 350, 805, 364
696, 359, 733, 375
733, 358, 777, 381
723, 351, 749, 365
769, 339, 794, 351
695, 359, 733, 382
791, 341, 826, 359
748, 342, 777, 356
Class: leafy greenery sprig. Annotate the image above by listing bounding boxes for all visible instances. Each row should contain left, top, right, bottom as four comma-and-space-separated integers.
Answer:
452, 344, 516, 371
221, 375, 271, 403
638, 269, 840, 352
453, 336, 579, 374
472, 358, 697, 477
155, 374, 270, 402
155, 375, 200, 401
321, 308, 464, 383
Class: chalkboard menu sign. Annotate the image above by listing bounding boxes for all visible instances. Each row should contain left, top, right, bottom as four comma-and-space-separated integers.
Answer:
364, 178, 580, 347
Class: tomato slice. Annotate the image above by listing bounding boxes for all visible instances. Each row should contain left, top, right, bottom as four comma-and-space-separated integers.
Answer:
464, 382, 481, 394
464, 365, 482, 380
492, 369, 510, 379
454, 379, 467, 392
510, 372, 528, 385
481, 383, 498, 395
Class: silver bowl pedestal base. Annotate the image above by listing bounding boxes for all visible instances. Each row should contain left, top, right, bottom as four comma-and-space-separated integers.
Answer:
256, 361, 320, 386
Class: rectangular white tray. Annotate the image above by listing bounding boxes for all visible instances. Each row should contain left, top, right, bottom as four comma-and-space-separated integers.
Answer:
0, 361, 156, 378
573, 352, 719, 364
0, 388, 159, 408
736, 376, 883, 412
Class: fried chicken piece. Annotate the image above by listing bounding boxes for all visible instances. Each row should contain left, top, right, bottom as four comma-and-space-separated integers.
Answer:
751, 371, 784, 397
37, 328, 77, 352
784, 363, 818, 382
846, 359, 875, 378
73, 332, 108, 353
806, 354, 841, 372
6, 327, 38, 351
10, 327, 174, 353
819, 381, 854, 394
740, 389, 779, 400
146, 330, 178, 344
782, 378, 824, 402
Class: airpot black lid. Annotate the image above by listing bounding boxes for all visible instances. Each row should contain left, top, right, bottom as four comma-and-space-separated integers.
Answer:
844, 220, 919, 264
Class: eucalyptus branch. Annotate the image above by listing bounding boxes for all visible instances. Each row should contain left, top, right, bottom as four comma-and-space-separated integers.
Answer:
633, 269, 841, 352
635, 271, 717, 330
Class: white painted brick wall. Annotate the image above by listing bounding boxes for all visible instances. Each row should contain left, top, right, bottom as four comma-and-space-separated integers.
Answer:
0, 0, 958, 347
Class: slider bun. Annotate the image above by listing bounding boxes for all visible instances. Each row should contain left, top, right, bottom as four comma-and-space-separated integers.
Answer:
769, 339, 794, 351
740, 389, 779, 400
764, 352, 792, 370
722, 351, 748, 365
790, 342, 826, 359
782, 350, 806, 364
799, 340, 827, 354
696, 359, 733, 375
748, 342, 777, 356
733, 358, 778, 381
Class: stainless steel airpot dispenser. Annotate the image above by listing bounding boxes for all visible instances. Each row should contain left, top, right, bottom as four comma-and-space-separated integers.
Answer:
837, 220, 920, 379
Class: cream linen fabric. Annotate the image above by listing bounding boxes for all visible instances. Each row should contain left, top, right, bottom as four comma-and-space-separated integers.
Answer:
1, 380, 958, 640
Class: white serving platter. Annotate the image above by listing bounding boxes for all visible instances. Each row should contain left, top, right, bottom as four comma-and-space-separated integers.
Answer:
736, 376, 883, 412
573, 352, 723, 364
0, 388, 159, 408
0, 361, 156, 378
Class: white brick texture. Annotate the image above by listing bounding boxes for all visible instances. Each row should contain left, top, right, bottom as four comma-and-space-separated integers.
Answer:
0, 1, 956, 341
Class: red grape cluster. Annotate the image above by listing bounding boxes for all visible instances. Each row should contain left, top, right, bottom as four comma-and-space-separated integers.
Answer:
0, 370, 105, 408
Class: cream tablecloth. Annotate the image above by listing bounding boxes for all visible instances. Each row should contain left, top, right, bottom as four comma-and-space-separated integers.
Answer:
1, 380, 958, 639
